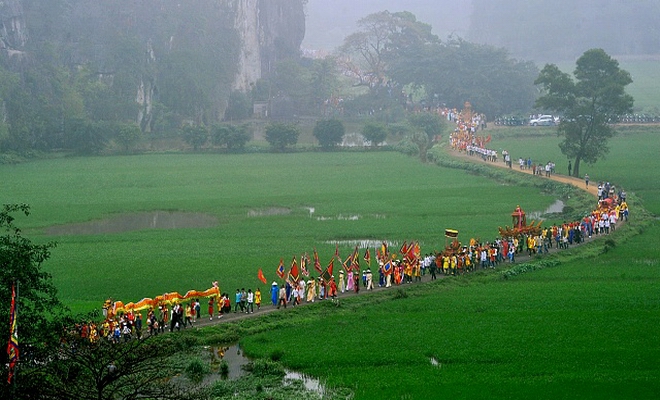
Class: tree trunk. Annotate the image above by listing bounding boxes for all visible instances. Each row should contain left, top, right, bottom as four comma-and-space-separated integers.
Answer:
573, 157, 581, 177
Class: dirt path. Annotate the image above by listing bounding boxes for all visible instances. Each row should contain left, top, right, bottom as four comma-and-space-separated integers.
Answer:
450, 150, 599, 197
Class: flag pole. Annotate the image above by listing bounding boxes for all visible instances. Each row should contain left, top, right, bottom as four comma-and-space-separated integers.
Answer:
14, 279, 18, 388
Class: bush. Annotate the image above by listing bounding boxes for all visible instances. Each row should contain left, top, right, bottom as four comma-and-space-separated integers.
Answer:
313, 118, 345, 149
361, 121, 388, 147
185, 357, 211, 383
211, 124, 252, 150
265, 123, 300, 151
181, 125, 208, 151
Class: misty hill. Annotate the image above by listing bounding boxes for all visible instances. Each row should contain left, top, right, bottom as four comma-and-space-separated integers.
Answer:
303, 0, 472, 50
305, 0, 660, 63
468, 0, 660, 62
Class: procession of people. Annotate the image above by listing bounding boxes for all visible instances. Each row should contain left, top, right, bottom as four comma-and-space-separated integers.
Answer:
75, 106, 629, 344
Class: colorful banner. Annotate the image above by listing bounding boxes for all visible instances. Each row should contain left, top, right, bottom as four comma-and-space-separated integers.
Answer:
112, 286, 220, 314
276, 258, 285, 279
7, 282, 18, 384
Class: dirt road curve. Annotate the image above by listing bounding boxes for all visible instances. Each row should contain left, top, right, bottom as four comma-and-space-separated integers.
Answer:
450, 150, 599, 197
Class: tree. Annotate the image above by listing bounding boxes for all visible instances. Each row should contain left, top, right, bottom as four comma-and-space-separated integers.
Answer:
339, 11, 437, 88
181, 125, 208, 152
388, 38, 539, 118
361, 122, 388, 147
19, 334, 202, 400
534, 49, 633, 176
224, 91, 253, 121
265, 123, 300, 151
0, 205, 65, 365
407, 113, 446, 162
211, 124, 252, 150
114, 122, 142, 153
313, 119, 345, 149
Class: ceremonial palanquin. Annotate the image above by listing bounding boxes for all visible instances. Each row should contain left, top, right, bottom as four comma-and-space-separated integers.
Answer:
498, 205, 543, 238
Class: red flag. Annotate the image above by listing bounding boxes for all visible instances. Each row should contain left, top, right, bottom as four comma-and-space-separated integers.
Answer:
289, 256, 300, 282
276, 258, 285, 279
406, 241, 417, 262
364, 248, 371, 266
7, 282, 18, 384
321, 258, 334, 281
258, 268, 268, 285
351, 246, 360, 272
313, 248, 323, 274
400, 241, 408, 255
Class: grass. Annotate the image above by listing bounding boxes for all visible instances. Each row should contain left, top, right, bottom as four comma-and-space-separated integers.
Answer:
1, 152, 555, 312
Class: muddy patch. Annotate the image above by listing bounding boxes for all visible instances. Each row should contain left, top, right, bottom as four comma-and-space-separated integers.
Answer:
45, 211, 218, 236
247, 207, 291, 217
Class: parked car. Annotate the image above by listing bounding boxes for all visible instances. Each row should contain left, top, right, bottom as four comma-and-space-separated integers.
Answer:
529, 115, 556, 126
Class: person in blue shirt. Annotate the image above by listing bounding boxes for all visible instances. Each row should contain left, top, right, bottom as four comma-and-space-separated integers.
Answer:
234, 289, 242, 313
270, 282, 279, 306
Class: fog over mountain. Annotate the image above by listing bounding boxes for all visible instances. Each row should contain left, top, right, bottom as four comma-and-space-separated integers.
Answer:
303, 0, 472, 51
304, 0, 660, 62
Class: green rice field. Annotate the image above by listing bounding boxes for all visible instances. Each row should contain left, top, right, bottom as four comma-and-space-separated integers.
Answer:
1, 152, 555, 313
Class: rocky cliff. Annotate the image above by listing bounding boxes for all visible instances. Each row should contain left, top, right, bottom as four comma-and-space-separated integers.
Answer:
231, 0, 305, 91
0, 0, 305, 125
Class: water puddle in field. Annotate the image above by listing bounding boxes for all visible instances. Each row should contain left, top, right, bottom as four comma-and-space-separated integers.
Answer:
325, 239, 401, 249
45, 211, 217, 235
317, 214, 361, 221
528, 199, 565, 221
209, 344, 327, 395
247, 207, 291, 217
544, 199, 565, 214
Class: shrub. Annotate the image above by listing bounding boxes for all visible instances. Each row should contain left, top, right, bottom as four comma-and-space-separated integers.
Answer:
361, 121, 388, 147
265, 123, 300, 151
185, 357, 210, 383
211, 124, 252, 150
313, 118, 345, 149
181, 125, 208, 151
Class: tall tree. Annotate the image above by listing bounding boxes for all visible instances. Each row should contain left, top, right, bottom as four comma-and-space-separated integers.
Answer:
339, 11, 437, 88
534, 49, 633, 177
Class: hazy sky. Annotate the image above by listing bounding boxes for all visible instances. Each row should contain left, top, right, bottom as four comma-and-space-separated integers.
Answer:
303, 0, 473, 51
